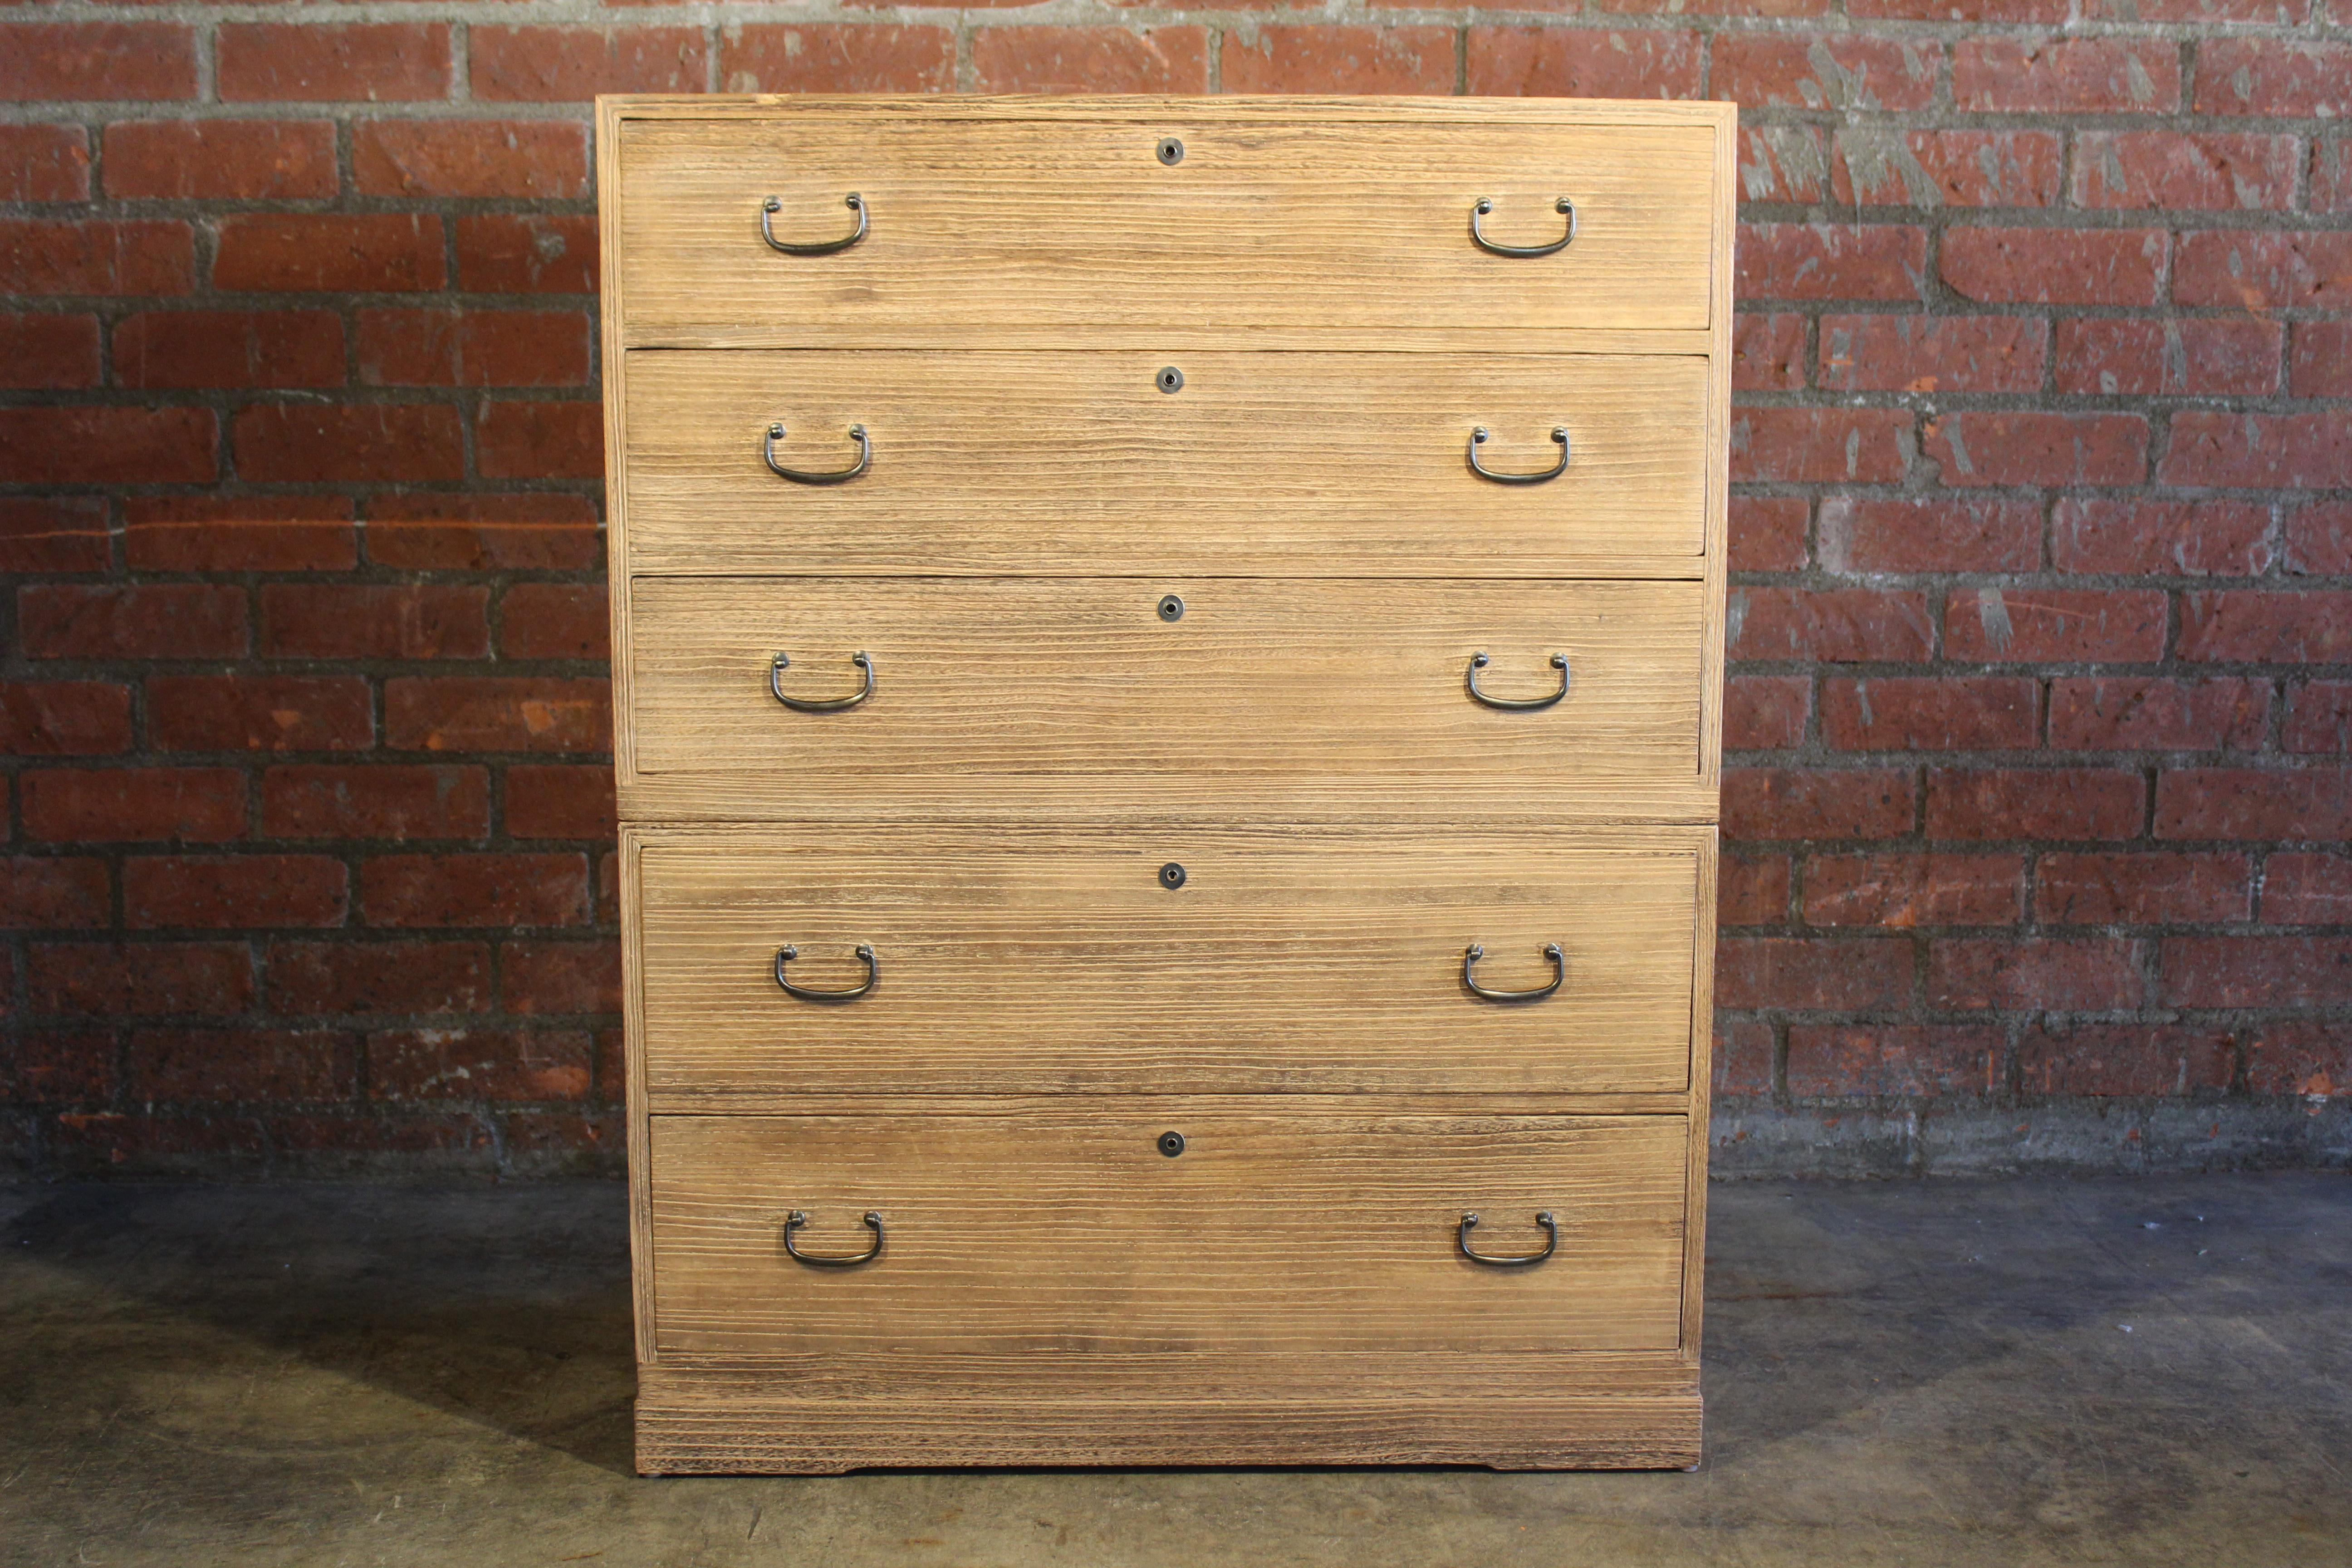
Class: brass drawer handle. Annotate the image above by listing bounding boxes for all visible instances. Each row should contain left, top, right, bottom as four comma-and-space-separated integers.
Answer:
761, 193, 866, 256
1470, 196, 1575, 258
775, 943, 877, 1001
770, 650, 872, 713
764, 422, 871, 485
1466, 652, 1569, 712
785, 1210, 883, 1267
1459, 1210, 1556, 1268
1469, 426, 1569, 485
1463, 943, 1563, 1003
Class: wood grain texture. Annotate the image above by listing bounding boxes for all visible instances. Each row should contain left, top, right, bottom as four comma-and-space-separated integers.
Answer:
647, 1110, 1687, 1356
631, 824, 1704, 1103
621, 351, 1708, 578
614, 114, 1718, 343
624, 576, 1707, 822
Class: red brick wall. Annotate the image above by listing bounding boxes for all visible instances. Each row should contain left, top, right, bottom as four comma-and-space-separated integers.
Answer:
3, 6, 2347, 1176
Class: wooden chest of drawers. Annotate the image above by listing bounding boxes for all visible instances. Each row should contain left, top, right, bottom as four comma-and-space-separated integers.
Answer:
600, 94, 1734, 1473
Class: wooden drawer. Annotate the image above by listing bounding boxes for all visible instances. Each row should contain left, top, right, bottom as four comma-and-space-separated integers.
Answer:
647, 1110, 1688, 1357
628, 826, 1704, 1105
622, 576, 1709, 825
612, 107, 1722, 346
618, 351, 1709, 578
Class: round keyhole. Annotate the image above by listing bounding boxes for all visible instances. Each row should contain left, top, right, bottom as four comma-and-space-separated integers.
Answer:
1157, 366, 1184, 394
1157, 1131, 1186, 1157
1159, 862, 1186, 890
1157, 594, 1184, 622
1156, 137, 1184, 167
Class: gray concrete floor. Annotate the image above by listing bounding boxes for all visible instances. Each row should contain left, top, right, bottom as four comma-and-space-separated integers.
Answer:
1, 1174, 2345, 1568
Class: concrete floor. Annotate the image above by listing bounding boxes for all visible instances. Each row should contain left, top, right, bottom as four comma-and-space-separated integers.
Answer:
1, 1176, 2345, 1568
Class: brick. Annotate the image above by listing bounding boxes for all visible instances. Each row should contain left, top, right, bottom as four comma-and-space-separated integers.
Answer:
1733, 314, 1806, 392
362, 853, 591, 929
2037, 851, 2250, 925
1600, 0, 1828, 12
1466, 27, 1703, 99
2293, 323, 2352, 400
1729, 496, 1808, 572
972, 28, 1210, 93
366, 495, 600, 571
0, 125, 90, 201
5, 1033, 116, 1104
2174, 232, 2352, 312
2163, 936, 2352, 1009
505, 765, 617, 842
384, 678, 612, 755
2086, 0, 2306, 17
1952, 38, 2180, 113
2179, 593, 2352, 665
1730, 407, 1911, 484
2072, 132, 2299, 212
2313, 138, 2351, 214
49, 1112, 270, 1171
1737, 127, 1832, 204
217, 24, 452, 103
0, 681, 131, 756
453, 215, 597, 294
124, 855, 348, 930
27, 942, 252, 1017
2053, 500, 2274, 577
502, 940, 622, 1015
1930, 937, 2140, 1010
0, 498, 109, 574
1940, 227, 2165, 308
0, 24, 198, 102
1821, 677, 2037, 751
130, 1028, 356, 1103
0, 407, 216, 487
500, 584, 608, 662
1221, 28, 1455, 94
470, 26, 710, 101
260, 584, 490, 661
113, 310, 346, 391
147, 675, 373, 754
371, 1027, 591, 1102
1818, 496, 2039, 574
21, 768, 245, 845
234, 405, 464, 485
2019, 1024, 2232, 1098
2194, 40, 2352, 119
2160, 412, 2352, 490
2048, 678, 2268, 753
1719, 853, 1792, 926
1803, 853, 2024, 927
1944, 588, 2168, 663
475, 402, 604, 480
267, 940, 490, 1016
261, 765, 490, 843
1723, 676, 1811, 751
102, 121, 336, 201
719, 25, 956, 94
2246, 1021, 2352, 1099
1736, 222, 1925, 302
1832, 129, 2060, 208
1716, 938, 1912, 1011
2053, 320, 2280, 399
1730, 588, 1931, 662
214, 214, 445, 294
1818, 315, 2046, 395
2263, 853, 2352, 924
1849, 0, 2066, 22
2153, 769, 2352, 841
2286, 503, 2352, 576
0, 313, 99, 388
1924, 412, 2148, 487
0, 219, 193, 296
0, 858, 109, 929
355, 309, 591, 388
1722, 768, 1915, 840
1926, 769, 2146, 842
1711, 34, 1939, 112
2285, 683, 2352, 755
19, 585, 247, 661
1786, 1026, 2002, 1098
353, 120, 589, 201
123, 496, 357, 574
1713, 1019, 1774, 1098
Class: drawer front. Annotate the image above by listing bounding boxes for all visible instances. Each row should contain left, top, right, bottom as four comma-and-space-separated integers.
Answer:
648, 1111, 1688, 1357
615, 115, 1719, 343
624, 577, 1706, 823
620, 352, 1709, 577
631, 827, 1702, 1104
